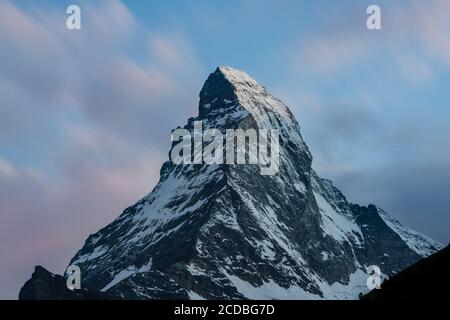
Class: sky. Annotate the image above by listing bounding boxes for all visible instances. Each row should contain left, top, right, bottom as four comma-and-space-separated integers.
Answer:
1, 0, 450, 299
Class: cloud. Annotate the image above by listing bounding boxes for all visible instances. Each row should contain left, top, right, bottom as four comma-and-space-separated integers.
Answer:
0, 0, 205, 148
333, 163, 450, 246
277, 88, 380, 167
282, 2, 450, 245
283, 86, 450, 246
0, 158, 17, 177
312, 116, 450, 246
306, 102, 378, 140
293, 32, 368, 75
290, 0, 450, 84
0, 0, 205, 299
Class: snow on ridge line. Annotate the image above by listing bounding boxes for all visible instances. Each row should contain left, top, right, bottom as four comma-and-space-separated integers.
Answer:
377, 207, 442, 257
218, 66, 260, 88
211, 66, 300, 138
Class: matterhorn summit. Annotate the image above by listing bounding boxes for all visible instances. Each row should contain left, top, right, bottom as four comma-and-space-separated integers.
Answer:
21, 66, 442, 300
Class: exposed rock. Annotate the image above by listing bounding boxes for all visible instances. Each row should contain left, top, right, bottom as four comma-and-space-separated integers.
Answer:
20, 66, 442, 300
19, 266, 112, 300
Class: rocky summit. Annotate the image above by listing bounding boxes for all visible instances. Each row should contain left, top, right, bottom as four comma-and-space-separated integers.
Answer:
21, 66, 442, 300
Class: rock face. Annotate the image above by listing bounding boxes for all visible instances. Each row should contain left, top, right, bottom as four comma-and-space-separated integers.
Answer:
27, 66, 442, 300
19, 266, 110, 300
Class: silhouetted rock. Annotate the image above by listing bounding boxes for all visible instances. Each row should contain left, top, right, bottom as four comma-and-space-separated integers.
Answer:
19, 266, 112, 300
363, 244, 450, 300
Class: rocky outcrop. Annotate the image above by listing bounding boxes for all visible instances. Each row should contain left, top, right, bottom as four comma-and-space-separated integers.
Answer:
19, 266, 111, 300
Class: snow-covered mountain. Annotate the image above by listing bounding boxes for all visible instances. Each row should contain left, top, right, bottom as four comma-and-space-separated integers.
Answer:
68, 66, 442, 299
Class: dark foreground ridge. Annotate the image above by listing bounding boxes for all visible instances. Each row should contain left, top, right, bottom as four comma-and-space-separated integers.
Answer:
19, 266, 112, 300
363, 244, 450, 300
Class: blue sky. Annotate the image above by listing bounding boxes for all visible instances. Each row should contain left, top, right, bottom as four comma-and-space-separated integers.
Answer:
1, 0, 450, 299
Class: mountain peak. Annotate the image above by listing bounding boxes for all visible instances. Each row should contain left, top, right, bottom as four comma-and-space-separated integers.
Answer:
216, 65, 261, 88
199, 66, 264, 106
25, 66, 442, 301
199, 66, 298, 134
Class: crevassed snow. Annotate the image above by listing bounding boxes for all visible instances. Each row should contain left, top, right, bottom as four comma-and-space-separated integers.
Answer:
377, 207, 442, 257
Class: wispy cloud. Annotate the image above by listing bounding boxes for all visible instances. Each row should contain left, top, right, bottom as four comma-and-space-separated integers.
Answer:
290, 0, 450, 84
0, 0, 205, 299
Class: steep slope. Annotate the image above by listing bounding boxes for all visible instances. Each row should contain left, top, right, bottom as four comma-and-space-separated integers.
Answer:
67, 66, 441, 300
377, 207, 442, 257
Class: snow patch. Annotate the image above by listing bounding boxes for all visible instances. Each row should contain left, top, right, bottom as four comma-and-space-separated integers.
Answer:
101, 266, 137, 292
72, 245, 107, 264
101, 259, 153, 292
188, 291, 206, 300
223, 271, 320, 300
314, 192, 361, 244
294, 182, 307, 194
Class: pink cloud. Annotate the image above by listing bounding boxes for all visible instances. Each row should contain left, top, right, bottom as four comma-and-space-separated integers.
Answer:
0, 0, 205, 299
